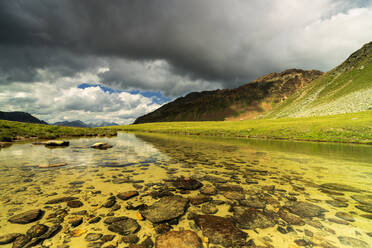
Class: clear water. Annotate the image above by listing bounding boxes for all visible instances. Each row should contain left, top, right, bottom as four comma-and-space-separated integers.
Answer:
0, 132, 371, 247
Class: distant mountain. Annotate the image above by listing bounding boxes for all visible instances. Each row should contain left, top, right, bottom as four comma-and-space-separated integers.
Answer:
134, 69, 323, 124
264, 41, 372, 118
53, 120, 118, 128
88, 121, 118, 127
53, 120, 89, 128
0, 111, 48, 124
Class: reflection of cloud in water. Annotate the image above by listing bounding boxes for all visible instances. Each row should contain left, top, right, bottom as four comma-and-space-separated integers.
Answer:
0, 133, 167, 168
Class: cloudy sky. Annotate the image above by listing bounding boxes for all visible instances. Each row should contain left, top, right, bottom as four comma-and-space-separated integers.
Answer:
0, 0, 371, 124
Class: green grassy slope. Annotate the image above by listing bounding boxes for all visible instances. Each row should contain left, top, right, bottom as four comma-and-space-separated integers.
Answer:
114, 111, 372, 144
263, 41, 372, 118
0, 120, 117, 142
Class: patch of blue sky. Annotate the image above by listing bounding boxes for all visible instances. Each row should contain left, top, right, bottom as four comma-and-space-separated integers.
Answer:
77, 83, 171, 104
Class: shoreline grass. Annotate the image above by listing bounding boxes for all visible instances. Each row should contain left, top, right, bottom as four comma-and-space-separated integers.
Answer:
113, 111, 372, 145
0, 120, 117, 142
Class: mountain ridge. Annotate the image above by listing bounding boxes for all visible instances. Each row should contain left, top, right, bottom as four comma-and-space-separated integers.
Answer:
53, 120, 89, 128
134, 69, 323, 124
134, 41, 372, 123
0, 111, 48, 125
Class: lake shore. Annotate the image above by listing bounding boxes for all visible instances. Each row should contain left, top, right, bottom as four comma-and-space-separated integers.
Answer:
114, 111, 372, 145
0, 120, 117, 142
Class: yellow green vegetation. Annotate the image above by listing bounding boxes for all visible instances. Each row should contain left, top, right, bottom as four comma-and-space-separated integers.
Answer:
264, 41, 372, 118
114, 111, 372, 144
0, 120, 117, 142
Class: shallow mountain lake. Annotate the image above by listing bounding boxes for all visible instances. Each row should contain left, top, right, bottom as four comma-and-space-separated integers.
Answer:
0, 132, 371, 248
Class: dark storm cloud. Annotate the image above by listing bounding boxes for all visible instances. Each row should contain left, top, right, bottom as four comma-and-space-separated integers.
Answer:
0, 0, 371, 94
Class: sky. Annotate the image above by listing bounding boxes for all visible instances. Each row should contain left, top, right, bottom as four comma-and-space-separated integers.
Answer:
0, 0, 371, 124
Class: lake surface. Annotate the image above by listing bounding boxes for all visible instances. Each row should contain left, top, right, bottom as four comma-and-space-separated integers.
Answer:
0, 132, 371, 248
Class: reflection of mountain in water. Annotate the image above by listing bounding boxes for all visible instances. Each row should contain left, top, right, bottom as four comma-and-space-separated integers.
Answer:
134, 133, 241, 165
135, 133, 372, 165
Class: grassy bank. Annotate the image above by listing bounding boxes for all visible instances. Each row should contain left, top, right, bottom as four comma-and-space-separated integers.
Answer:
0, 120, 117, 142
114, 111, 372, 145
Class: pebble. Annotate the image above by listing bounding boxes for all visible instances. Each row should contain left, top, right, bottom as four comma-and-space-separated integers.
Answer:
67, 200, 84, 208
8, 209, 44, 224
85, 233, 103, 242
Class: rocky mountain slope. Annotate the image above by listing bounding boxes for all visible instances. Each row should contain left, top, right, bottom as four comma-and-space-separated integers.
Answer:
263, 41, 372, 118
0, 111, 47, 124
134, 69, 323, 123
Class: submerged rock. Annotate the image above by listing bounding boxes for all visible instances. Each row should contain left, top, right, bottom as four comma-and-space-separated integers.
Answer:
194, 215, 247, 247
155, 230, 202, 248
26, 224, 48, 238
38, 162, 67, 168
122, 234, 139, 244
8, 209, 44, 224
68, 216, 83, 227
85, 233, 103, 242
102, 196, 116, 208
200, 185, 217, 195
278, 209, 305, 226
174, 177, 203, 190
351, 194, 372, 205
233, 207, 277, 229
338, 236, 370, 248
38, 224, 62, 239
45, 196, 78, 204
0, 233, 22, 245
201, 203, 218, 214
189, 194, 212, 205
326, 199, 348, 208
108, 218, 140, 235
356, 204, 372, 213
140, 196, 189, 223
117, 191, 139, 201
335, 212, 355, 222
223, 191, 245, 201
285, 201, 327, 218
12, 235, 31, 248
320, 183, 361, 193
67, 200, 84, 208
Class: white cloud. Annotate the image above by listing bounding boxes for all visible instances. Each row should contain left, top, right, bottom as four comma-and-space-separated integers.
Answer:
0, 71, 162, 124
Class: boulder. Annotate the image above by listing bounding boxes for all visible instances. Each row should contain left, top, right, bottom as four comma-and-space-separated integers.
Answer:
91, 142, 113, 149
44, 140, 69, 147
